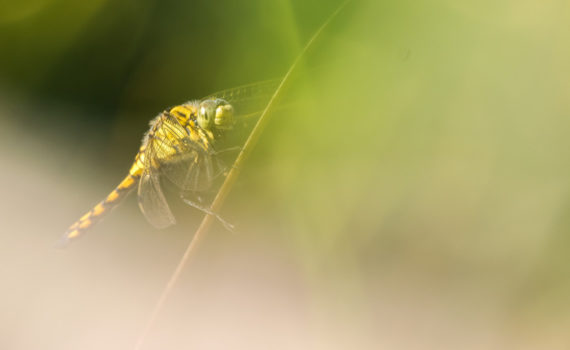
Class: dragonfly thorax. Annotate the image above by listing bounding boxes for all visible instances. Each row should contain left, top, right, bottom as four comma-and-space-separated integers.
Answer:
197, 98, 234, 131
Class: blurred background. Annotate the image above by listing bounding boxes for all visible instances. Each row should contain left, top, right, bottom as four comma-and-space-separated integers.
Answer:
1, 0, 570, 349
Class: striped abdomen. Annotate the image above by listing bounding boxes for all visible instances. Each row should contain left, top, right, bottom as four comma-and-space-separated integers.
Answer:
61, 154, 144, 245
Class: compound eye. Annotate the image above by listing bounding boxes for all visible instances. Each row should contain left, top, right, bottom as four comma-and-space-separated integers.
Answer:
214, 99, 234, 129
198, 100, 216, 129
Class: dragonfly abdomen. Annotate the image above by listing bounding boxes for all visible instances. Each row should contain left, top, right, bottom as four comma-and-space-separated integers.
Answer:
61, 160, 143, 244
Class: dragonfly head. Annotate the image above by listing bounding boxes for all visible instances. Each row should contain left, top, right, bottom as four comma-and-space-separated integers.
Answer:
198, 98, 234, 131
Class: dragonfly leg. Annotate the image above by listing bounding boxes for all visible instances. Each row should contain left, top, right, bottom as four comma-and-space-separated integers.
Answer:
180, 196, 235, 233
210, 153, 241, 181
214, 162, 242, 181
213, 146, 242, 155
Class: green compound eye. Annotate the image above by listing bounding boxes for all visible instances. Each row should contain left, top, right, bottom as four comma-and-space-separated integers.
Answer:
213, 99, 234, 130
197, 100, 215, 130
198, 99, 234, 130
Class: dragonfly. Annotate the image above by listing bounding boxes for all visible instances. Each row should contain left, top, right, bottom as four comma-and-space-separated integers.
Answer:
61, 79, 280, 245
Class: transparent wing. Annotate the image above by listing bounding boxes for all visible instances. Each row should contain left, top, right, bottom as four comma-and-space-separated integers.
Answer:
137, 170, 176, 229
202, 79, 282, 119
159, 148, 219, 191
